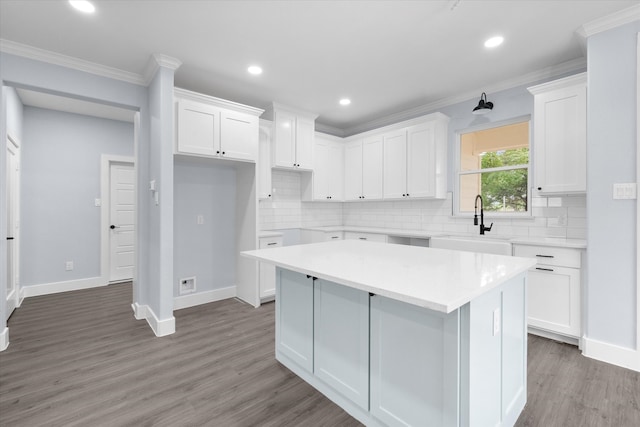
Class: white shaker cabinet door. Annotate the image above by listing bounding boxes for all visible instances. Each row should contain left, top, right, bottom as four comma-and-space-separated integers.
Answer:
276, 269, 314, 372
295, 116, 315, 170
362, 135, 384, 200
313, 279, 369, 410
382, 130, 407, 199
273, 110, 297, 168
407, 122, 437, 198
344, 140, 363, 200
312, 138, 330, 200
327, 141, 344, 200
220, 110, 258, 161
176, 100, 221, 156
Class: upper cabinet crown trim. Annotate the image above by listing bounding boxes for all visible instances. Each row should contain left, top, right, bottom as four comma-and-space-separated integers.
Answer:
527, 72, 587, 95
174, 87, 264, 117
577, 4, 640, 38
344, 112, 450, 142
262, 102, 319, 121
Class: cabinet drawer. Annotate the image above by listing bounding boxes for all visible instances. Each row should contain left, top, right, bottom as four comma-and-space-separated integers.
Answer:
513, 245, 581, 268
259, 236, 283, 249
324, 232, 344, 241
344, 232, 388, 243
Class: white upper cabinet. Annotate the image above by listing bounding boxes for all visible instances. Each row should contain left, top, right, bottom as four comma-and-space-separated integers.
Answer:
258, 121, 272, 200
528, 73, 587, 194
344, 136, 384, 201
174, 88, 263, 162
381, 114, 449, 200
268, 104, 318, 170
309, 135, 344, 201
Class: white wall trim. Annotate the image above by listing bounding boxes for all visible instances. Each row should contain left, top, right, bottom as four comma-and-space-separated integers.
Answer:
0, 39, 146, 86
174, 87, 264, 117
636, 32, 639, 359
100, 155, 135, 285
136, 303, 175, 337
0, 327, 9, 352
21, 277, 106, 298
174, 286, 236, 311
583, 337, 639, 372
144, 54, 183, 86
577, 4, 640, 38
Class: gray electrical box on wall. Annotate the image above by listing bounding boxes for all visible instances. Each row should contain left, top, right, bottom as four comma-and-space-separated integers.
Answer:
179, 277, 196, 295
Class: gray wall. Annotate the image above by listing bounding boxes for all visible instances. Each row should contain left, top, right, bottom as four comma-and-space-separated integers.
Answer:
174, 159, 236, 296
21, 107, 134, 286
587, 21, 639, 350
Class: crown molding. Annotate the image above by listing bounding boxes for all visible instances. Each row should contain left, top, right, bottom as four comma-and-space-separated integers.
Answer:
314, 122, 346, 138
527, 72, 587, 95
340, 57, 586, 137
577, 4, 640, 38
0, 39, 146, 85
143, 53, 182, 85
174, 87, 264, 117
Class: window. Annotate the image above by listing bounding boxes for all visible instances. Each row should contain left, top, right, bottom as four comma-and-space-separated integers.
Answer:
456, 118, 530, 215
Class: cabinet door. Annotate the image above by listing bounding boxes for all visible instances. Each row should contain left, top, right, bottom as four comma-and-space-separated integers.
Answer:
258, 237, 282, 298
407, 122, 437, 198
314, 279, 369, 409
295, 116, 315, 170
370, 295, 457, 426
312, 138, 330, 200
276, 269, 314, 372
362, 135, 384, 200
258, 124, 272, 199
534, 83, 586, 194
176, 100, 220, 156
382, 130, 407, 199
344, 140, 363, 200
220, 110, 258, 161
527, 265, 581, 337
273, 110, 297, 168
327, 141, 344, 200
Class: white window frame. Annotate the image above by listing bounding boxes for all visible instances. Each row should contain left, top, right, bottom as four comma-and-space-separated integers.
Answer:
454, 115, 532, 218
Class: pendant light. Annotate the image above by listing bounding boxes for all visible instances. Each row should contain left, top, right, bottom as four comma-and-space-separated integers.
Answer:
472, 92, 494, 115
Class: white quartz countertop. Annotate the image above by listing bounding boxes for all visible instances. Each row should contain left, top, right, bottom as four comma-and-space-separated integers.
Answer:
242, 240, 537, 313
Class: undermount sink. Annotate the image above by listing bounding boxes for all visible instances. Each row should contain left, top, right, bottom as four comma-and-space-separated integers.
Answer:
429, 235, 512, 256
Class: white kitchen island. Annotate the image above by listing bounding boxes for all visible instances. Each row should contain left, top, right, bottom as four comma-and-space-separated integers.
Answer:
242, 240, 537, 427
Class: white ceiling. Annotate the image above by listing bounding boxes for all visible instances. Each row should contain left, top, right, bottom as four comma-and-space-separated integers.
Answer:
1, 0, 638, 134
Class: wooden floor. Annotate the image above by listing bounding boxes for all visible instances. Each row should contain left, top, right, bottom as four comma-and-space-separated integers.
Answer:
0, 283, 638, 427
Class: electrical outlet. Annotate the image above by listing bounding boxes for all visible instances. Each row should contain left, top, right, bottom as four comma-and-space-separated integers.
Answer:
179, 277, 196, 295
197, 214, 204, 225
65, 261, 74, 271
493, 308, 500, 336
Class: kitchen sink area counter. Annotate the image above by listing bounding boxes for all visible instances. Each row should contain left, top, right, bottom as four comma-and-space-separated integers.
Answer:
243, 240, 536, 426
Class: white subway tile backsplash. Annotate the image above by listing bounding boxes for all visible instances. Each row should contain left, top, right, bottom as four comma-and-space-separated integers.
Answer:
260, 172, 586, 239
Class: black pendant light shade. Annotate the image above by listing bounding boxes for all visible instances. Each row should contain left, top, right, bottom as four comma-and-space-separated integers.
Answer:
472, 92, 494, 115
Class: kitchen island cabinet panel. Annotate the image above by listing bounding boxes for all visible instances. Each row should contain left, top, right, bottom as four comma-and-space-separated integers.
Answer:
276, 269, 314, 372
314, 279, 369, 410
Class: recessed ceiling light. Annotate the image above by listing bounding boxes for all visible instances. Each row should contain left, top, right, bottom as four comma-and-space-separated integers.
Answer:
484, 36, 504, 48
69, 0, 95, 13
339, 98, 351, 106
247, 65, 263, 75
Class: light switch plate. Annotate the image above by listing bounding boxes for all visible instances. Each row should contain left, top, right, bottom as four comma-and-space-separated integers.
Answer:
613, 183, 637, 199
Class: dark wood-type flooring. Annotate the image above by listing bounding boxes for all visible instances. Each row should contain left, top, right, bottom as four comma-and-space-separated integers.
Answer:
0, 283, 638, 426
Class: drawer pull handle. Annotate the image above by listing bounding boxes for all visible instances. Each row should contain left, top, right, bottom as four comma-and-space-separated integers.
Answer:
267, 242, 278, 246
359, 237, 367, 240
536, 267, 554, 272
331, 236, 339, 239
536, 254, 555, 258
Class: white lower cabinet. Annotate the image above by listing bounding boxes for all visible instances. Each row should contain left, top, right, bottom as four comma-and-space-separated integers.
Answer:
258, 235, 282, 299
513, 244, 582, 341
276, 269, 314, 372
344, 231, 387, 243
300, 229, 343, 244
313, 279, 369, 410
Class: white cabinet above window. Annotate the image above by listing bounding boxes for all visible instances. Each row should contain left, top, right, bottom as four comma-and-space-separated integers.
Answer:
528, 73, 587, 195
174, 88, 263, 162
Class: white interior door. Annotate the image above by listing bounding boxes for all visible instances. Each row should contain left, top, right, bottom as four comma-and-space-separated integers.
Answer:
109, 162, 135, 283
6, 136, 20, 319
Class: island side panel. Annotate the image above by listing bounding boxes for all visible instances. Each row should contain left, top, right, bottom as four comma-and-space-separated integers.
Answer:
461, 272, 528, 427
370, 295, 460, 427
275, 268, 314, 372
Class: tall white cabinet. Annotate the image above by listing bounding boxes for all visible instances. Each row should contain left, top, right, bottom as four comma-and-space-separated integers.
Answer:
344, 136, 384, 201
302, 134, 344, 201
528, 73, 587, 194
265, 103, 317, 170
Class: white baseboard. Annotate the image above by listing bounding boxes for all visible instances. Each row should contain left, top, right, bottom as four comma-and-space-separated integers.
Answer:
21, 277, 106, 298
583, 337, 640, 372
0, 327, 9, 352
132, 302, 175, 337
174, 286, 236, 310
